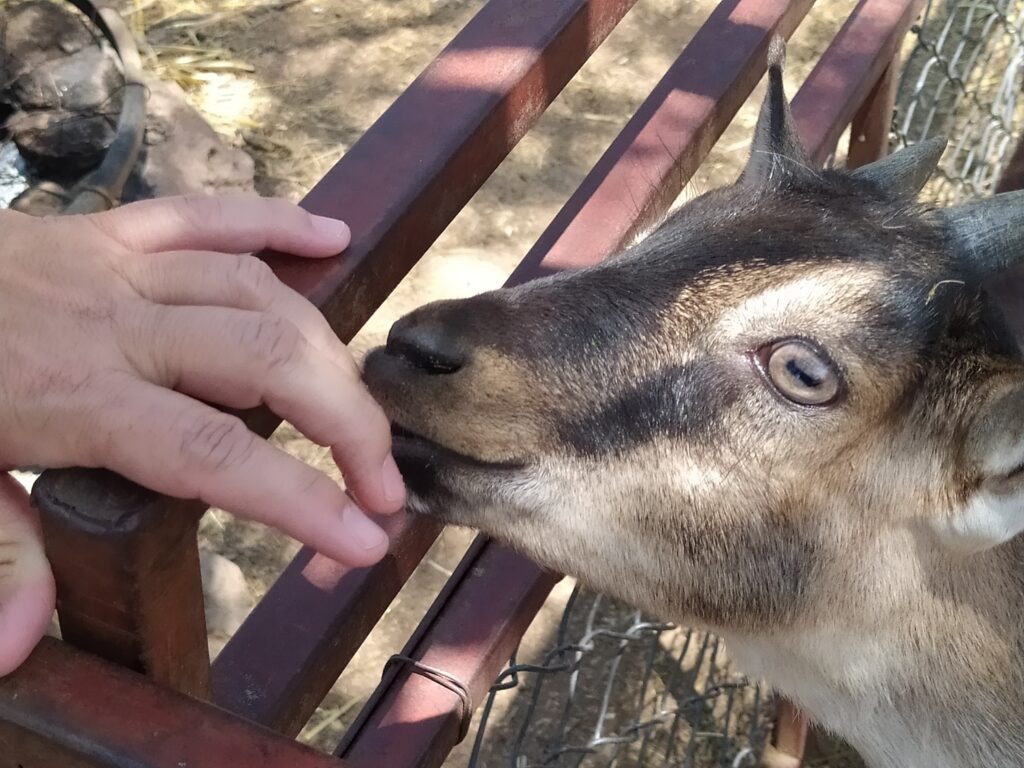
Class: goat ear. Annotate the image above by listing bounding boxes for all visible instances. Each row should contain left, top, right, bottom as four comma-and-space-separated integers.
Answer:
936, 384, 1024, 553
850, 137, 947, 198
739, 36, 810, 187
938, 188, 1024, 274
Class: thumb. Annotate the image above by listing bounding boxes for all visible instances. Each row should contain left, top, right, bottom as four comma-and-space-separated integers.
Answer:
0, 474, 55, 677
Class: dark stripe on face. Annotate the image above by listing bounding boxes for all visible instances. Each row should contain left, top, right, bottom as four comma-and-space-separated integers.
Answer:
675, 507, 820, 628
557, 358, 736, 456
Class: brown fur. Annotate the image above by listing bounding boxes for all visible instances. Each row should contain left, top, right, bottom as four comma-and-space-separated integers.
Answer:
364, 44, 1024, 767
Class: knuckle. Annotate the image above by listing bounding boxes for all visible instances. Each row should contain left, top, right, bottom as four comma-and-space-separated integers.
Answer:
231, 255, 278, 306
174, 195, 222, 233
76, 212, 133, 257
338, 396, 392, 458
335, 346, 361, 380
369, 407, 393, 453
77, 212, 115, 243
132, 306, 179, 382
37, 213, 64, 230
75, 372, 138, 467
36, 208, 131, 259
115, 299, 155, 355
265, 197, 302, 225
363, 395, 390, 432
242, 314, 304, 371
302, 470, 341, 503
178, 412, 255, 472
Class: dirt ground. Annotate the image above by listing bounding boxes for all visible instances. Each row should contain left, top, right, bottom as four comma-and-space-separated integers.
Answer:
115, 0, 864, 764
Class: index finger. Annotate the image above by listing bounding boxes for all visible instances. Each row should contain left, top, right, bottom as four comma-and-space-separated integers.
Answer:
90, 378, 392, 567
85, 195, 351, 256
126, 304, 405, 515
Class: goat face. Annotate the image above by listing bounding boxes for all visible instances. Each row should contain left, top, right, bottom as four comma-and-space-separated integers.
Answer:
363, 39, 1024, 638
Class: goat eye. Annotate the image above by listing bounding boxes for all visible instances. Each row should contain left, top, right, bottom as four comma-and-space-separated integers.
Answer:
760, 340, 841, 406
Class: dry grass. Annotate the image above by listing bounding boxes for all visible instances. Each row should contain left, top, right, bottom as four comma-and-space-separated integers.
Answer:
115, 0, 339, 191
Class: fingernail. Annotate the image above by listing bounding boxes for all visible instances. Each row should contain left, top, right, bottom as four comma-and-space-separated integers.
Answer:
311, 215, 351, 247
382, 454, 406, 504
342, 504, 388, 551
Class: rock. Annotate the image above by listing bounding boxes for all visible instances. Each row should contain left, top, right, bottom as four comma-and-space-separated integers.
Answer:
0, 1, 254, 203
1, 1, 94, 81
199, 549, 255, 639
0, 20, 10, 119
8, 107, 116, 173
123, 77, 255, 199
12, 46, 122, 113
3, 8, 124, 176
0, 140, 30, 207
9, 181, 69, 215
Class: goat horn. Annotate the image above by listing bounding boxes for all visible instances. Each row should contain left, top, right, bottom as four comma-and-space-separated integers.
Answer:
739, 35, 811, 187
940, 189, 1024, 272
851, 137, 947, 198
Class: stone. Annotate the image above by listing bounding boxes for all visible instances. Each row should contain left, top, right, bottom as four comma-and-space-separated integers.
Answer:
0, 22, 9, 118
122, 77, 255, 199
2, 1, 94, 81
0, 1, 254, 204
9, 181, 69, 215
8, 107, 115, 173
199, 548, 254, 639
0, 140, 30, 207
2, 5, 123, 175
12, 46, 123, 113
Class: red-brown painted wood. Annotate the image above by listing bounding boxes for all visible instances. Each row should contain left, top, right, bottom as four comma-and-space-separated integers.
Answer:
209, 0, 641, 734
0, 638, 343, 768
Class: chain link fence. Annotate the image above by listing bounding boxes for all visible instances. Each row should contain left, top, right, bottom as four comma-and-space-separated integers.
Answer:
461, 3, 1024, 767
894, 0, 1024, 203
464, 586, 769, 768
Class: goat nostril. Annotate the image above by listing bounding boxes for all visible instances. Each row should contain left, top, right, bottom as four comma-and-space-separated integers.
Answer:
386, 318, 467, 374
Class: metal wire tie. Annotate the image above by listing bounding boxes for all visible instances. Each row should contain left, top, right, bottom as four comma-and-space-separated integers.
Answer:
384, 654, 474, 741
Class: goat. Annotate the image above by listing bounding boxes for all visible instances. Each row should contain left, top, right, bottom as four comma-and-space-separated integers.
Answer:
364, 38, 1024, 768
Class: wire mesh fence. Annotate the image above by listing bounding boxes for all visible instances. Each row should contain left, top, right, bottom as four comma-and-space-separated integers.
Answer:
464, 585, 770, 768
894, 0, 1024, 203
463, 3, 1024, 767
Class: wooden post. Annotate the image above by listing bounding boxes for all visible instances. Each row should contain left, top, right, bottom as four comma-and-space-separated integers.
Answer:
33, 469, 211, 699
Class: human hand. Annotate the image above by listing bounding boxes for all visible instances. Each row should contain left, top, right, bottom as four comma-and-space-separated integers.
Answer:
0, 195, 406, 675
